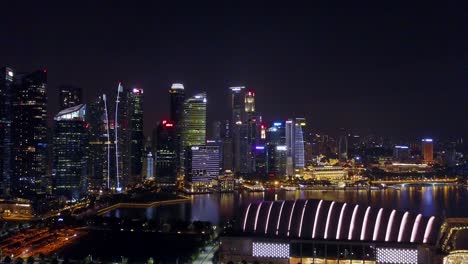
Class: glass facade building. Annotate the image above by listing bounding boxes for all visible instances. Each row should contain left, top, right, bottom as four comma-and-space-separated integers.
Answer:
127, 88, 144, 184
12, 70, 48, 197
53, 104, 88, 200
185, 145, 220, 184
154, 120, 177, 185
86, 96, 107, 190
181, 93, 207, 150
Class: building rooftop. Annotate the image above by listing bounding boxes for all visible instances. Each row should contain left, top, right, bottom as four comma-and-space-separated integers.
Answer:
240, 199, 440, 245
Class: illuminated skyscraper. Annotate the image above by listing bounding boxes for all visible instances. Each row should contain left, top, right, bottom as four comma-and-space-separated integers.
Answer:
244, 90, 255, 113
229, 86, 245, 173
294, 118, 306, 169
127, 88, 144, 184
12, 70, 48, 197
169, 83, 185, 169
181, 93, 207, 149
185, 145, 220, 185
338, 128, 348, 161
170, 83, 185, 125
53, 104, 88, 200
154, 120, 177, 184
59, 85, 82, 110
285, 118, 306, 176
421, 138, 434, 163
253, 145, 267, 176
222, 120, 233, 172
267, 122, 287, 177
146, 152, 154, 179
393, 145, 409, 161
86, 96, 107, 190
0, 67, 14, 195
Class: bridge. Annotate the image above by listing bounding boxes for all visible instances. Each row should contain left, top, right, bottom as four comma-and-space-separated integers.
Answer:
370, 178, 458, 186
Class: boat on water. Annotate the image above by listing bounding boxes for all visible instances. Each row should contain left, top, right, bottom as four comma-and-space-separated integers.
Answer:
282, 186, 297, 191
388, 185, 401, 190
337, 182, 346, 188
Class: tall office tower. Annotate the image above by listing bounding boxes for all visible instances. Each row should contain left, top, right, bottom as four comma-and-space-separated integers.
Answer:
267, 122, 287, 177
146, 152, 154, 179
154, 120, 177, 185
59, 85, 82, 110
421, 138, 434, 163
268, 122, 286, 145
86, 96, 107, 190
169, 83, 185, 169
0, 67, 14, 196
253, 145, 267, 177
169, 83, 185, 125
244, 90, 255, 113
221, 120, 233, 172
338, 128, 348, 161
185, 145, 220, 186
181, 93, 207, 152
267, 145, 287, 177
127, 88, 144, 185
12, 70, 48, 197
293, 118, 306, 169
393, 145, 410, 162
212, 121, 222, 141
229, 86, 246, 173
53, 104, 88, 200
285, 118, 306, 176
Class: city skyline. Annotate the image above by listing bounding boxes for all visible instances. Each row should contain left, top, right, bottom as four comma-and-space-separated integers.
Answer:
0, 2, 467, 263
1, 2, 466, 138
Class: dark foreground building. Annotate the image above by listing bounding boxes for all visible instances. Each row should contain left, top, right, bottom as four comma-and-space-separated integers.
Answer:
220, 199, 468, 263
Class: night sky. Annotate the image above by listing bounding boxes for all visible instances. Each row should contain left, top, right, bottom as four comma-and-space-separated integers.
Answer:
1, 1, 466, 138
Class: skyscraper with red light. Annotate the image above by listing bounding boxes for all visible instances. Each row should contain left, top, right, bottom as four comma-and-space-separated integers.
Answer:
169, 83, 185, 170
154, 120, 177, 185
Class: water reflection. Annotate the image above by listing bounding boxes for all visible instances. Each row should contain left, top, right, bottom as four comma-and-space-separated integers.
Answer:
106, 186, 468, 225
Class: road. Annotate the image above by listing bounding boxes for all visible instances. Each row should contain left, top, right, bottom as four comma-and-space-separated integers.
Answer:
193, 243, 218, 264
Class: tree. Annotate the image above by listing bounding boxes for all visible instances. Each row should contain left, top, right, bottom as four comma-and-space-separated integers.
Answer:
4, 256, 12, 264
39, 254, 46, 264
27, 256, 35, 264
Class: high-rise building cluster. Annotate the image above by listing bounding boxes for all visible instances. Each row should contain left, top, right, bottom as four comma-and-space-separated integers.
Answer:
0, 65, 461, 201
0, 66, 146, 202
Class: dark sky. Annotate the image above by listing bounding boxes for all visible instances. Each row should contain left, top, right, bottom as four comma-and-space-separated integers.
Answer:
1, 1, 467, 138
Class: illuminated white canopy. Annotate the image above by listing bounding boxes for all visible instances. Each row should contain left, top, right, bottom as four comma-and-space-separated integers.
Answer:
171, 83, 184, 90
229, 86, 245, 92
54, 104, 86, 121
